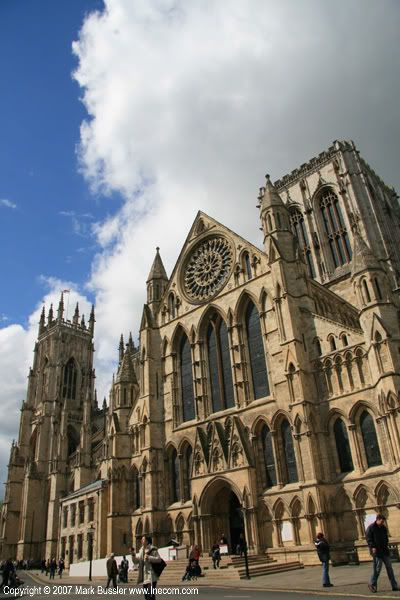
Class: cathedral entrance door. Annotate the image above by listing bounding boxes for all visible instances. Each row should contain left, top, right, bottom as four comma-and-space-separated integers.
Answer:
203, 479, 243, 554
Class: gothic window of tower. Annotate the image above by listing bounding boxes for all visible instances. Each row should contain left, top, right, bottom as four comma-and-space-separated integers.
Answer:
179, 333, 196, 422
244, 300, 270, 400
206, 314, 235, 413
260, 423, 277, 488
333, 417, 354, 473
169, 447, 181, 503
289, 207, 316, 278
62, 358, 78, 401
359, 410, 382, 469
182, 444, 193, 501
168, 293, 176, 319
317, 188, 352, 269
280, 419, 298, 484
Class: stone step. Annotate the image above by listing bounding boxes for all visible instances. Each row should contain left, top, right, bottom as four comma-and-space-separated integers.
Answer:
236, 560, 304, 579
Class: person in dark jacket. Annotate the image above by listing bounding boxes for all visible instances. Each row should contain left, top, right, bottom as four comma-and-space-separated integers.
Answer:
105, 554, 118, 589
315, 533, 333, 587
366, 514, 398, 592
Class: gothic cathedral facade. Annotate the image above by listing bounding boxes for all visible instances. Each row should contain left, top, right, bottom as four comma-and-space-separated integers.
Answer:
2, 140, 400, 566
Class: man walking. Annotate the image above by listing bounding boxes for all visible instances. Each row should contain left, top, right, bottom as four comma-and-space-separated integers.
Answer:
366, 514, 398, 592
105, 553, 118, 589
314, 532, 333, 587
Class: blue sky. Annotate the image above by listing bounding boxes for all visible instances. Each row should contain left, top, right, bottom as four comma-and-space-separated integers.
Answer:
0, 0, 107, 325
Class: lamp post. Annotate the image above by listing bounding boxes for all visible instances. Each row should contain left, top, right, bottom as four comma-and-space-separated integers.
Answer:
237, 505, 250, 580
87, 527, 95, 582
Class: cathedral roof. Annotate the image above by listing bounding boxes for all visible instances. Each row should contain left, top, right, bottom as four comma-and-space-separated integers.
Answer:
115, 351, 137, 384
146, 247, 168, 283
351, 228, 382, 277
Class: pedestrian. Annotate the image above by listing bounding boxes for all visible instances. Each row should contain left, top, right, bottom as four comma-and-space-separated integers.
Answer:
58, 558, 65, 578
45, 559, 50, 576
236, 533, 246, 557
134, 535, 164, 600
119, 555, 129, 583
105, 553, 118, 589
366, 514, 398, 592
211, 542, 221, 569
0, 558, 14, 591
49, 558, 57, 579
314, 532, 333, 587
41, 559, 46, 573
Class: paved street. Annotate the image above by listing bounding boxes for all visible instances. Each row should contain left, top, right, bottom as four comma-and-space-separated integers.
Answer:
2, 564, 400, 600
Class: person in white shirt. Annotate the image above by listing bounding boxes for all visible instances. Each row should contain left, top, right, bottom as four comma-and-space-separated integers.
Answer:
133, 536, 162, 600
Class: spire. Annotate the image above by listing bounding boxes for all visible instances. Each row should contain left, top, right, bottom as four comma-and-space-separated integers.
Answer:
89, 304, 95, 334
73, 302, 80, 325
39, 305, 46, 334
57, 292, 64, 322
81, 314, 86, 329
116, 351, 138, 384
102, 397, 107, 410
258, 174, 286, 212
146, 247, 168, 283
351, 227, 381, 278
119, 334, 125, 365
128, 331, 135, 353
47, 304, 54, 325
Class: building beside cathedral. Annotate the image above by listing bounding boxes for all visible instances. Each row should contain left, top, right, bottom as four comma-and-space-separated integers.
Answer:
2, 139, 400, 566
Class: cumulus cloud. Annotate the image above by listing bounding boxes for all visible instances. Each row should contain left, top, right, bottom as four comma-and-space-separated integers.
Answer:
0, 199, 17, 209
71, 0, 400, 369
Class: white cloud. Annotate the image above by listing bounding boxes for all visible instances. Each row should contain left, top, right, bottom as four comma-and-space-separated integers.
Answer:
71, 0, 400, 374
0, 199, 17, 209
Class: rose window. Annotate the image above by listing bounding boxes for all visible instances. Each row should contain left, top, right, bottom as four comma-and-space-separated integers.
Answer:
183, 236, 233, 301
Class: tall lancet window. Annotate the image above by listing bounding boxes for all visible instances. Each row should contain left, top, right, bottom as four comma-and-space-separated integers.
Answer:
290, 208, 316, 278
63, 358, 77, 400
360, 411, 382, 468
281, 420, 298, 483
207, 316, 235, 413
245, 302, 270, 399
319, 189, 352, 268
261, 424, 276, 487
180, 335, 195, 422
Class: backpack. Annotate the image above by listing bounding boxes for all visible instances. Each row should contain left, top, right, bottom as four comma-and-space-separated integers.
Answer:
152, 557, 167, 577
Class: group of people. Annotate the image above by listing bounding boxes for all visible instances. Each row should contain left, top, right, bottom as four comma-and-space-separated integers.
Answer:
0, 558, 24, 591
105, 554, 129, 587
41, 557, 65, 579
316, 513, 398, 592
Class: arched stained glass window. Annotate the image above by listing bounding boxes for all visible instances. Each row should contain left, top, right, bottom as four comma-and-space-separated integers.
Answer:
319, 189, 352, 268
63, 358, 77, 400
207, 316, 235, 412
171, 449, 180, 503
360, 411, 382, 468
281, 420, 298, 483
333, 418, 354, 473
290, 209, 316, 278
180, 335, 195, 422
245, 302, 270, 399
261, 424, 276, 487
131, 468, 141, 509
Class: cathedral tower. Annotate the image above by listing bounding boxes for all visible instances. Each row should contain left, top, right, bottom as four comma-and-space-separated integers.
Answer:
0, 295, 95, 560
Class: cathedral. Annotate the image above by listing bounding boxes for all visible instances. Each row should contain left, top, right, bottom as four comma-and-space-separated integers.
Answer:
2, 139, 400, 567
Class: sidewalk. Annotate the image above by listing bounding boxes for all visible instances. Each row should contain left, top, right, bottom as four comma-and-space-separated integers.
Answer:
26, 562, 400, 597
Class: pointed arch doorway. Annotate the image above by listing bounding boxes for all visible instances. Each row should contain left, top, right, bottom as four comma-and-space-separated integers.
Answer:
200, 478, 244, 554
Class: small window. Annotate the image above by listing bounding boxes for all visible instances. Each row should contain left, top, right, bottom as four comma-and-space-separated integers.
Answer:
315, 339, 322, 356
341, 334, 348, 347
373, 277, 383, 301
242, 252, 252, 281
362, 280, 371, 304
328, 336, 336, 351
333, 418, 354, 473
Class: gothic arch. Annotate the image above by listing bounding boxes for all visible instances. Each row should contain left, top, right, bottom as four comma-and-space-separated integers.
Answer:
353, 484, 371, 509
171, 323, 191, 349
375, 480, 398, 506
198, 475, 243, 513
233, 289, 261, 322
161, 336, 170, 358
349, 400, 378, 424
251, 414, 272, 435
197, 304, 229, 338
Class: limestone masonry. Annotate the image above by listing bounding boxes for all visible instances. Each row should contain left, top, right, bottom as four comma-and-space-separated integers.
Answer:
2, 140, 400, 566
